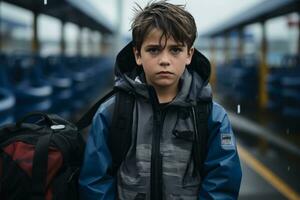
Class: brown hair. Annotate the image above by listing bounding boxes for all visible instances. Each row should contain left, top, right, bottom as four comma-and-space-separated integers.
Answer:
131, 0, 197, 53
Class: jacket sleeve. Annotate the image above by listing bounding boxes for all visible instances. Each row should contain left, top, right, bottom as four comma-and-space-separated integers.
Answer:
199, 102, 242, 199
79, 97, 116, 200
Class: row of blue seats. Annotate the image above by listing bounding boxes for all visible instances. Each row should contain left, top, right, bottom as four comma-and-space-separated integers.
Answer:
216, 55, 300, 119
267, 55, 300, 118
0, 54, 114, 125
216, 57, 258, 103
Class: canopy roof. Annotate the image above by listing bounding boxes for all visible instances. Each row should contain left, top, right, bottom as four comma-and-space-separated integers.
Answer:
202, 0, 300, 37
3, 0, 114, 34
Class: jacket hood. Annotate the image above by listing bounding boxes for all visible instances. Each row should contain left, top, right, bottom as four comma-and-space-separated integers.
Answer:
114, 41, 212, 106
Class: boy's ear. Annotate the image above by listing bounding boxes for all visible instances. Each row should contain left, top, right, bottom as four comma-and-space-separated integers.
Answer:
133, 47, 142, 66
186, 47, 194, 65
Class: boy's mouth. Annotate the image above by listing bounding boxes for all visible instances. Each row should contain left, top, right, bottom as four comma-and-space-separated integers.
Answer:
156, 71, 174, 75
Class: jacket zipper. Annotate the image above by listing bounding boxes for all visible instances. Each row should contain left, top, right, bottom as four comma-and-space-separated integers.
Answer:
150, 109, 164, 200
148, 86, 164, 200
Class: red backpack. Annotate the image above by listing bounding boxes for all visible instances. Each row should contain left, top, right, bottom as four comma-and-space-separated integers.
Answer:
0, 113, 85, 200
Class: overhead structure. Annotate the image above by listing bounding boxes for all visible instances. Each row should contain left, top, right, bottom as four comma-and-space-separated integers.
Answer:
2, 0, 114, 34
202, 0, 300, 37
2, 0, 115, 54
0, 16, 30, 29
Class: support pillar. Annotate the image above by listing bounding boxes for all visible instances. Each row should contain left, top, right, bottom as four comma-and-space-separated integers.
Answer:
77, 27, 82, 56
31, 12, 39, 54
237, 28, 244, 59
224, 33, 230, 64
259, 21, 268, 108
60, 20, 66, 55
114, 0, 123, 55
89, 30, 95, 56
298, 12, 300, 54
0, 2, 2, 52
209, 37, 216, 88
100, 34, 112, 56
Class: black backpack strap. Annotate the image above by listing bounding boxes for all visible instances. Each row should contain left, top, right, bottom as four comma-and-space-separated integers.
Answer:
107, 90, 135, 176
192, 101, 212, 177
31, 132, 53, 200
76, 90, 116, 130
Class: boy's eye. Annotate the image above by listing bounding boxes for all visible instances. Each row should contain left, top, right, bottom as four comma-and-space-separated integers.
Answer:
170, 47, 183, 55
146, 47, 160, 54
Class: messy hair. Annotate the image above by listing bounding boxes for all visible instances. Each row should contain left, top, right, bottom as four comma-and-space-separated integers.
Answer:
131, 0, 197, 52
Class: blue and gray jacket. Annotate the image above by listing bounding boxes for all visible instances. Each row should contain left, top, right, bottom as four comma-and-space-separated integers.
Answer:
79, 42, 242, 200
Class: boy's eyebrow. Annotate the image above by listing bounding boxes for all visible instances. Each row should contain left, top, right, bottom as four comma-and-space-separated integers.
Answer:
168, 44, 185, 48
144, 44, 161, 48
144, 44, 185, 48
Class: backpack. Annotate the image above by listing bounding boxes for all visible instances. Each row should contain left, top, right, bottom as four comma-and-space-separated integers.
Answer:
0, 113, 86, 200
0, 90, 114, 200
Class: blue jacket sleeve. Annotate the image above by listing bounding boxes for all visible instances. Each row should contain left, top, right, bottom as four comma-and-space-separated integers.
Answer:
199, 102, 242, 199
79, 97, 116, 200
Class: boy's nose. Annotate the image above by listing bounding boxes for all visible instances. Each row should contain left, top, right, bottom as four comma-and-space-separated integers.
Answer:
158, 52, 170, 67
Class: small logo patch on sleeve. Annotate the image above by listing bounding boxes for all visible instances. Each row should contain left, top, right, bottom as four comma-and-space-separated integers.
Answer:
221, 133, 234, 149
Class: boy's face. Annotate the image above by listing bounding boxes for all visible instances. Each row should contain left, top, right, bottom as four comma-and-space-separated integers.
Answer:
134, 28, 194, 90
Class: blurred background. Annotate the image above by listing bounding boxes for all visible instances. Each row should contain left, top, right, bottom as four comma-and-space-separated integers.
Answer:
0, 0, 299, 199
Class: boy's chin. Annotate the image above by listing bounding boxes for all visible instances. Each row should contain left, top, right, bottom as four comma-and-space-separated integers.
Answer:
152, 80, 178, 88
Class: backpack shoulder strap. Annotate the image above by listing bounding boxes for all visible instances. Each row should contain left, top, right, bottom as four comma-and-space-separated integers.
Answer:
76, 89, 116, 130
76, 88, 135, 176
31, 132, 52, 200
192, 100, 212, 177
107, 90, 135, 176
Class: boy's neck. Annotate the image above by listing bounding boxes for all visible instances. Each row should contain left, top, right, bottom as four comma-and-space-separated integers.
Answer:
153, 84, 178, 104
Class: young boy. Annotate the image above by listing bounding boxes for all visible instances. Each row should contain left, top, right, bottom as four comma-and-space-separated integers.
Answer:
79, 1, 242, 199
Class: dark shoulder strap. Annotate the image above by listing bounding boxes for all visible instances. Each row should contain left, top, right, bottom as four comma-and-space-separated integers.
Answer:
192, 100, 212, 177
107, 90, 135, 176
31, 133, 52, 200
76, 89, 116, 130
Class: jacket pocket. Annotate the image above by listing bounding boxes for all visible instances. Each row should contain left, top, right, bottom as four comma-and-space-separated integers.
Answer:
173, 130, 194, 142
172, 111, 194, 142
134, 193, 146, 200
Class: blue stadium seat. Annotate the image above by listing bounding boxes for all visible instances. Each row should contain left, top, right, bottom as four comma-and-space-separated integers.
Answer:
44, 56, 74, 118
0, 54, 15, 125
8, 55, 52, 120
266, 68, 284, 110
281, 69, 300, 118
0, 88, 15, 125
216, 56, 258, 103
269, 55, 300, 118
